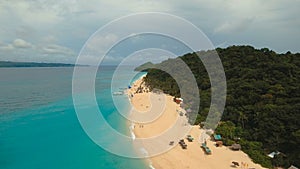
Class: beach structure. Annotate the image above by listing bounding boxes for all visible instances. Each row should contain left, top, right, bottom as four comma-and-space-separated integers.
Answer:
152, 88, 162, 94
267, 151, 280, 158
173, 97, 183, 104
127, 76, 271, 169
288, 165, 299, 169
213, 134, 222, 141
216, 141, 223, 147
136, 86, 144, 93
231, 143, 242, 151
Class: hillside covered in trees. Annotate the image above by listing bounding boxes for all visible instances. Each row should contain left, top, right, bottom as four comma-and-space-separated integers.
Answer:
142, 46, 300, 168
0, 61, 76, 67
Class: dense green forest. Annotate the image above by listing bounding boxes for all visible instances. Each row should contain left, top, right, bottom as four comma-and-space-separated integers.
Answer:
141, 46, 300, 168
0, 61, 76, 67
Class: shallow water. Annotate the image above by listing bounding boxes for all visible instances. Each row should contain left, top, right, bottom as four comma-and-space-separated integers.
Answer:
0, 67, 147, 169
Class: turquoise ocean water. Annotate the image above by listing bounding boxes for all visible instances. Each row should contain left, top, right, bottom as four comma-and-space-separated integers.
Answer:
0, 67, 147, 169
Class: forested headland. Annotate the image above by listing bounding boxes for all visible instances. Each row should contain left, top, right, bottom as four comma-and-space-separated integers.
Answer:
0, 61, 76, 67
140, 45, 300, 168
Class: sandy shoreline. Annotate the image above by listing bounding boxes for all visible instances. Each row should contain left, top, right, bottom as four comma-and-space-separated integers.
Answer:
127, 76, 267, 169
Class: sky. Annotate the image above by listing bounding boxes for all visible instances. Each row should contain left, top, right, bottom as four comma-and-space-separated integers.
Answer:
0, 0, 299, 64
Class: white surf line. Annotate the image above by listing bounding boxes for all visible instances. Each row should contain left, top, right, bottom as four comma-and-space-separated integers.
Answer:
129, 122, 136, 140
142, 151, 156, 169
149, 162, 155, 169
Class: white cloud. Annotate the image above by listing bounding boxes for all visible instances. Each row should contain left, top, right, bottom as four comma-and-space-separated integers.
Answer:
0, 41, 14, 51
42, 44, 75, 56
0, 0, 299, 64
8, 1, 63, 25
0, 38, 32, 52
105, 0, 171, 12
13, 38, 32, 48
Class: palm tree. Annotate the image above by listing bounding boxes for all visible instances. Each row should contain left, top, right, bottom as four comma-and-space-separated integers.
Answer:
238, 111, 247, 129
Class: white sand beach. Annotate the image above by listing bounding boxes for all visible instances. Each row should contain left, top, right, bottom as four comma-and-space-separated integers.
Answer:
128, 77, 267, 169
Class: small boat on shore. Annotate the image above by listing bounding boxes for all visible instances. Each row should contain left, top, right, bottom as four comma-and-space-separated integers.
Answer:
112, 91, 124, 95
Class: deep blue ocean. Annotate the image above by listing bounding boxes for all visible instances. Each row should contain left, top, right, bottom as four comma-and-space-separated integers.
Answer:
0, 67, 147, 169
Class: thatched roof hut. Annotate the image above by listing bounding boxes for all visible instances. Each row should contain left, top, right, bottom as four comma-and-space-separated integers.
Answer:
214, 134, 222, 141
288, 165, 299, 169
216, 141, 223, 147
231, 143, 241, 151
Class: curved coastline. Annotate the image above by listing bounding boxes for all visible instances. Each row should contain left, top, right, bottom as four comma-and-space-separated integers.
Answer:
123, 73, 152, 168
127, 75, 268, 169
127, 73, 147, 141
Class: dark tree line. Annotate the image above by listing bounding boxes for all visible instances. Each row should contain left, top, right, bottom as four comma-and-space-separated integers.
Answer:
0, 61, 77, 67
142, 45, 300, 168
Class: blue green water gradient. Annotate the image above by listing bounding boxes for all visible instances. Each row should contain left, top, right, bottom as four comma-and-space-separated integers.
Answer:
0, 67, 147, 169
